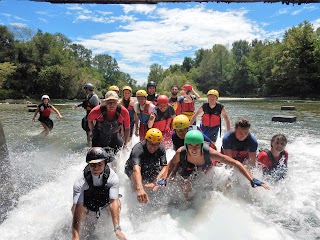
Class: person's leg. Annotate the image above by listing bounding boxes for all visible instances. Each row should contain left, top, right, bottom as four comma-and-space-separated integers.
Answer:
40, 122, 50, 136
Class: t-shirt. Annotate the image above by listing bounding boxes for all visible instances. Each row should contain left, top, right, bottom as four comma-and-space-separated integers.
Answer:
73, 167, 119, 205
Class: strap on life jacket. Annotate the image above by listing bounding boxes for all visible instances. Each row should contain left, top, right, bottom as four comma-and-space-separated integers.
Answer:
100, 104, 122, 121
261, 149, 287, 170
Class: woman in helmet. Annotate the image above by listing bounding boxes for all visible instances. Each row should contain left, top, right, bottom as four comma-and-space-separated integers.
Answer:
119, 86, 136, 141
190, 89, 230, 145
72, 147, 127, 240
178, 84, 200, 122
165, 129, 270, 199
134, 90, 156, 141
72, 83, 100, 145
32, 95, 63, 136
147, 95, 176, 148
125, 128, 167, 204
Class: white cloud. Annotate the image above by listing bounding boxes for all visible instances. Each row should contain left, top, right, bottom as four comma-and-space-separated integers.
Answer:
312, 18, 320, 29
76, 6, 265, 84
292, 9, 302, 16
10, 22, 28, 28
121, 5, 157, 15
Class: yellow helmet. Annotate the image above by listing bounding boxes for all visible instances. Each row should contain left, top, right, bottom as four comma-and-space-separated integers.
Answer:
207, 89, 219, 98
172, 114, 190, 130
122, 86, 132, 92
136, 90, 148, 97
145, 128, 163, 143
109, 85, 119, 92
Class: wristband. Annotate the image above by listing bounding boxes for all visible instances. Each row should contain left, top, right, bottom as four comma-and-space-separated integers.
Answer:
250, 178, 264, 187
114, 225, 121, 232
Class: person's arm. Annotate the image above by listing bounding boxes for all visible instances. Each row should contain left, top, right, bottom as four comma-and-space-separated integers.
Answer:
248, 152, 257, 167
32, 108, 40, 122
72, 204, 87, 240
123, 128, 130, 146
51, 106, 63, 118
191, 87, 200, 100
134, 112, 140, 137
164, 150, 181, 179
221, 108, 231, 131
109, 199, 127, 240
147, 112, 156, 129
210, 149, 269, 189
190, 106, 203, 125
132, 165, 149, 203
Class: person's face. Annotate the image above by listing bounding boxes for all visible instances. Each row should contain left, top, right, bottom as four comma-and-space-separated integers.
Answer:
147, 86, 156, 95
235, 127, 250, 141
171, 87, 179, 96
84, 88, 90, 95
137, 96, 146, 104
42, 98, 49, 104
272, 139, 287, 152
106, 99, 118, 111
89, 161, 106, 176
186, 144, 202, 156
123, 90, 131, 100
146, 140, 160, 153
176, 128, 188, 139
207, 94, 217, 102
158, 104, 168, 112
180, 90, 186, 96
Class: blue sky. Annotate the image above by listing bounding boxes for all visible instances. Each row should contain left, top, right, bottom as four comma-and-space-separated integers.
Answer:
0, 0, 319, 85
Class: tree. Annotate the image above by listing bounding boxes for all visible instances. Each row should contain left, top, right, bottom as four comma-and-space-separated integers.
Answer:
0, 25, 15, 62
182, 57, 194, 72
92, 54, 120, 86
147, 63, 164, 85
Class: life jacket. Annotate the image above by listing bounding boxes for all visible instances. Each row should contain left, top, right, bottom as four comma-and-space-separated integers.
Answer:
179, 144, 213, 177
147, 94, 158, 105
82, 94, 95, 115
179, 96, 195, 119
120, 98, 135, 122
83, 165, 110, 216
39, 103, 51, 118
92, 104, 122, 147
228, 132, 250, 163
153, 107, 173, 132
201, 102, 223, 128
136, 101, 151, 125
260, 149, 287, 171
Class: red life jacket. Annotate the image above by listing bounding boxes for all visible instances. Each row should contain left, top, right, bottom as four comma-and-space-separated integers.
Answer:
39, 103, 51, 118
201, 102, 223, 127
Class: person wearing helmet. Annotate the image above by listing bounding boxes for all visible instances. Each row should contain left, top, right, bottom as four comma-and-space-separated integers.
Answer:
72, 83, 100, 145
171, 114, 216, 151
109, 85, 120, 95
133, 90, 156, 141
190, 89, 230, 145
125, 128, 167, 204
32, 95, 63, 136
178, 84, 200, 122
221, 118, 258, 167
146, 81, 158, 105
88, 91, 130, 153
169, 85, 182, 115
119, 86, 136, 141
148, 95, 176, 148
72, 147, 127, 240
165, 130, 269, 199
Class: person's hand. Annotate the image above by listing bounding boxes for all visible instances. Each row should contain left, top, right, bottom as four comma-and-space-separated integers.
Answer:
164, 126, 170, 132
115, 230, 127, 240
72, 104, 77, 110
59, 115, 63, 119
149, 113, 155, 121
137, 188, 149, 203
32, 117, 35, 122
134, 129, 139, 137
250, 178, 270, 190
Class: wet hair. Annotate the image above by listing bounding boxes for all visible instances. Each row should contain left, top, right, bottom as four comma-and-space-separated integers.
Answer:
235, 118, 251, 129
271, 134, 287, 147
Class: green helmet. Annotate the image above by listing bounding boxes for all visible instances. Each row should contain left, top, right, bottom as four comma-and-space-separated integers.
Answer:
184, 130, 204, 145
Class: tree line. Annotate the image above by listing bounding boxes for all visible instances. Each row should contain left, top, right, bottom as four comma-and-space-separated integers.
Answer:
1, 21, 320, 100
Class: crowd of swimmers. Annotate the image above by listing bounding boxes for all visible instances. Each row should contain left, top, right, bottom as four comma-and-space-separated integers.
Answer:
31, 82, 289, 240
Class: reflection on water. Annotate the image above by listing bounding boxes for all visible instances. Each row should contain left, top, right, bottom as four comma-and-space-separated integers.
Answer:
0, 99, 320, 240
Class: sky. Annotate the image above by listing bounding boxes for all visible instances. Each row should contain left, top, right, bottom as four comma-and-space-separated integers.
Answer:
0, 0, 319, 85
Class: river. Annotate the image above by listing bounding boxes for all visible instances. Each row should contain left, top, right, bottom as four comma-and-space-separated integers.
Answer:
0, 99, 319, 240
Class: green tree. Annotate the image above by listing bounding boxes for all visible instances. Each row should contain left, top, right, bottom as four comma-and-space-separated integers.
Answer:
147, 63, 164, 85
92, 54, 120, 86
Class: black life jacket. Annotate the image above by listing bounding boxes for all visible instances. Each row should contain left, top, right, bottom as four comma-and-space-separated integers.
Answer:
179, 143, 212, 177
83, 165, 110, 214
92, 104, 122, 147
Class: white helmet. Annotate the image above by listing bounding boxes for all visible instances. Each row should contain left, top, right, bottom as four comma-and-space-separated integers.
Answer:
41, 95, 50, 100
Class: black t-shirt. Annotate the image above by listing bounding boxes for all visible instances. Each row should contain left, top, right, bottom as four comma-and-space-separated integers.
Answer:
125, 140, 167, 182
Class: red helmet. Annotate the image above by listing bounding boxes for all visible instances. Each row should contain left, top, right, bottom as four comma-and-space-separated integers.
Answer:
182, 84, 192, 92
157, 95, 169, 105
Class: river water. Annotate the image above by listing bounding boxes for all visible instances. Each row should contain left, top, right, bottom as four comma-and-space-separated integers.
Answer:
0, 99, 320, 240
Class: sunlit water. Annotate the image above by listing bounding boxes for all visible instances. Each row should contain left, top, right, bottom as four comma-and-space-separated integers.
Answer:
0, 99, 320, 240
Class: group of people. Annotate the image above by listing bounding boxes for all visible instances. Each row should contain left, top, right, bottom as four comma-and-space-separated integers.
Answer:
31, 82, 288, 239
